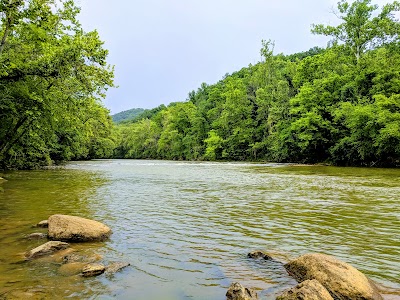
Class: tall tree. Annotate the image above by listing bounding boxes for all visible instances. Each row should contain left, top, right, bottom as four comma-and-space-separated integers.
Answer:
0, 0, 114, 169
312, 0, 400, 61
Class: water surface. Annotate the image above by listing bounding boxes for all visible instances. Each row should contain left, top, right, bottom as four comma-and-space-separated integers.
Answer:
0, 160, 399, 299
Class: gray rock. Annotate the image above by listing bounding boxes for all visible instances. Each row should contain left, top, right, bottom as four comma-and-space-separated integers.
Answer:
81, 263, 106, 277
36, 220, 48, 228
247, 250, 272, 260
105, 262, 130, 275
48, 214, 111, 242
25, 233, 47, 240
276, 279, 334, 300
284, 253, 382, 300
226, 282, 258, 300
25, 241, 70, 259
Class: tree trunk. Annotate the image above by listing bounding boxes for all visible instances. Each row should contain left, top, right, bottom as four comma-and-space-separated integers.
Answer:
0, 115, 29, 158
0, 18, 11, 55
0, 0, 17, 56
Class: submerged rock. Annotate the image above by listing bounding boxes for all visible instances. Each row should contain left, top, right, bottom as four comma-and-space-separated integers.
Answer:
48, 214, 112, 242
226, 282, 258, 300
105, 261, 130, 275
25, 241, 69, 259
1, 288, 46, 299
25, 232, 47, 240
276, 279, 334, 300
58, 262, 87, 276
62, 253, 83, 264
36, 220, 48, 228
34, 248, 76, 264
284, 253, 382, 300
81, 263, 106, 277
247, 250, 272, 260
62, 253, 103, 264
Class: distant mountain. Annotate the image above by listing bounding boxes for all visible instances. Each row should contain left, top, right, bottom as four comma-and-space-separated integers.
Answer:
112, 108, 146, 123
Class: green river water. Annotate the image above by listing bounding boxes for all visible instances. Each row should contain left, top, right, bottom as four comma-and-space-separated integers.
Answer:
0, 160, 399, 299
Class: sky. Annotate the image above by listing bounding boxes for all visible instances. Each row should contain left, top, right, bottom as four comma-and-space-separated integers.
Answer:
77, 0, 394, 114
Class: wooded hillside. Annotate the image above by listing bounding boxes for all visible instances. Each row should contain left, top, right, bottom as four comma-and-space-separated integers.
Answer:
115, 0, 400, 167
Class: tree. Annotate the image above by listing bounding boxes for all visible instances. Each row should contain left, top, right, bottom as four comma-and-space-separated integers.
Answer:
156, 102, 204, 160
312, 0, 400, 61
212, 77, 254, 160
204, 130, 223, 160
121, 119, 160, 159
331, 94, 400, 166
0, 0, 114, 169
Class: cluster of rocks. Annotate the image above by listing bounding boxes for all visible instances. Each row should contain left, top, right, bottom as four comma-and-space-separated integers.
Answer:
22, 214, 386, 298
226, 251, 383, 300
25, 214, 129, 278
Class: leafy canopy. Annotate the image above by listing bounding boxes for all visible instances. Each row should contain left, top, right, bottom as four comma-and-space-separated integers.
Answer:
312, 0, 400, 61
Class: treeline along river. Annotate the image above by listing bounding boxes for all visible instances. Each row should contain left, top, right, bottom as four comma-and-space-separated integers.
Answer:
0, 160, 399, 299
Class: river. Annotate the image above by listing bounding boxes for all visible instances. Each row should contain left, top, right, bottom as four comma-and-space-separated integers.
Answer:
0, 160, 399, 299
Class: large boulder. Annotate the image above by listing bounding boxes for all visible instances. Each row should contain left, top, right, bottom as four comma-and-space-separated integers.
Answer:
25, 241, 69, 259
226, 282, 258, 300
284, 253, 382, 300
276, 279, 333, 300
48, 214, 112, 242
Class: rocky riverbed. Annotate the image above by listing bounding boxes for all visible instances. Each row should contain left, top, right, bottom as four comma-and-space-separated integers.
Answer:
3, 212, 389, 300
1, 214, 130, 299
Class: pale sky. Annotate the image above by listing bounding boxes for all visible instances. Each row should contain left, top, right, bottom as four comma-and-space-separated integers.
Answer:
77, 0, 395, 114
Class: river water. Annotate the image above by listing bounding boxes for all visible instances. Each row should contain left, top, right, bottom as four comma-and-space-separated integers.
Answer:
0, 160, 399, 299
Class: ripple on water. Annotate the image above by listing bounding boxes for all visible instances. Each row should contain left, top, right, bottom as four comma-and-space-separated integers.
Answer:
0, 160, 399, 299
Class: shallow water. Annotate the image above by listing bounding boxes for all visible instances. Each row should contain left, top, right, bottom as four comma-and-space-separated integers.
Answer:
0, 160, 399, 299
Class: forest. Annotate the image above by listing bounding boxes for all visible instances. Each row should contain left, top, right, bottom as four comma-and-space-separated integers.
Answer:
115, 0, 400, 167
1, 0, 400, 169
112, 108, 146, 124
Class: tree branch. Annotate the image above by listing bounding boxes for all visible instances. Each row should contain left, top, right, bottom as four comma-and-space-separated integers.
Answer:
0, 14, 12, 55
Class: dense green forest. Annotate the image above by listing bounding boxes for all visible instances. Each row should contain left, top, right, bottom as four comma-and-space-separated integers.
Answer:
115, 0, 400, 167
0, 0, 115, 169
2, 0, 400, 169
112, 108, 146, 123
